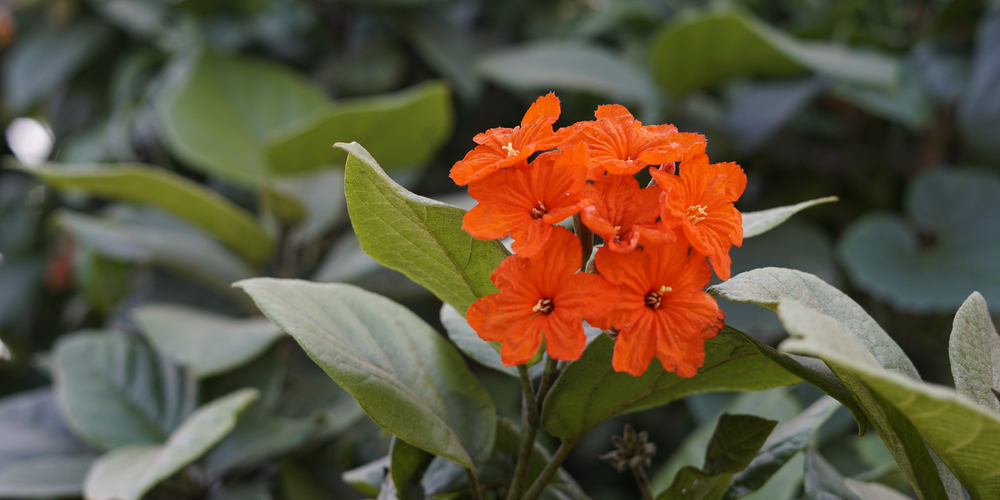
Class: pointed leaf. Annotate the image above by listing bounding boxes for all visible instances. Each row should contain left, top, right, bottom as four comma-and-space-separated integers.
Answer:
704, 414, 778, 475
53, 331, 198, 450
742, 197, 838, 238
949, 292, 1000, 414
133, 304, 283, 379
156, 51, 327, 186
342, 141, 508, 314
84, 389, 259, 500
540, 331, 800, 443
18, 163, 273, 263
265, 82, 453, 175
236, 278, 496, 468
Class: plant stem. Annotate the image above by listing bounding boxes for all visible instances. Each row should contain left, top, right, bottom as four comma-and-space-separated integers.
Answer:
520, 439, 578, 500
507, 365, 540, 500
572, 213, 593, 272
466, 468, 484, 500
534, 357, 559, 415
632, 464, 654, 500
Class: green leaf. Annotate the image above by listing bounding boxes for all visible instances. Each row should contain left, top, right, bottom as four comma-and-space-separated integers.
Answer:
949, 292, 1000, 414
440, 303, 546, 379
709, 267, 920, 380
704, 414, 778, 475
203, 414, 317, 475
404, 15, 482, 100
53, 331, 198, 450
132, 304, 284, 379
2, 19, 112, 113
83, 389, 259, 500
803, 449, 862, 500
649, 10, 900, 96
265, 82, 454, 175
843, 477, 914, 500
0, 388, 89, 464
74, 251, 132, 316
725, 77, 828, 153
155, 51, 327, 186
391, 436, 436, 500
260, 169, 345, 245
53, 210, 256, 298
832, 70, 934, 131
540, 330, 800, 443
341, 141, 509, 314
235, 278, 496, 469
778, 298, 996, 499
658, 466, 730, 500
725, 397, 842, 498
742, 197, 838, 239
958, 11, 1000, 164
477, 42, 660, 121
838, 169, 1000, 312
19, 162, 274, 263
0, 454, 95, 498
343, 457, 389, 497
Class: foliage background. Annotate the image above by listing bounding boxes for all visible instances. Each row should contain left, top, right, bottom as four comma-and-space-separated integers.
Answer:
0, 0, 998, 498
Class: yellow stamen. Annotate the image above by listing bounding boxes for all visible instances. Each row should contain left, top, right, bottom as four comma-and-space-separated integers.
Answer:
532, 298, 553, 314
686, 205, 708, 224
502, 142, 519, 156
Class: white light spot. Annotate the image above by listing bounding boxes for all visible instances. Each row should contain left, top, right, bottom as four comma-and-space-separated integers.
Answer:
6, 117, 53, 166
0, 338, 9, 361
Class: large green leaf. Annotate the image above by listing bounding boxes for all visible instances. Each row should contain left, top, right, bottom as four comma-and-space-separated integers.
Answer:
949, 292, 1000, 414
21, 163, 273, 263
235, 279, 496, 469
155, 51, 327, 186
53, 210, 256, 297
132, 304, 284, 378
838, 169, 1000, 312
84, 389, 259, 500
778, 299, 996, 499
391, 436, 436, 500
477, 42, 660, 121
540, 331, 800, 443
649, 10, 899, 96
265, 82, 453, 175
53, 331, 198, 450
0, 454, 95, 498
0, 389, 89, 466
742, 197, 838, 239
709, 267, 920, 379
342, 141, 508, 314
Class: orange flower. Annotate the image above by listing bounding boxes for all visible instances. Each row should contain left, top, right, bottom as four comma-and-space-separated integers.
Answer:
649, 161, 746, 280
462, 144, 589, 257
450, 93, 563, 186
561, 104, 707, 179
594, 243, 724, 377
580, 174, 675, 253
467, 229, 620, 365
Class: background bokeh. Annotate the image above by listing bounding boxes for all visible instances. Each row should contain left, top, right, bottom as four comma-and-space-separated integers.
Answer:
0, 0, 998, 499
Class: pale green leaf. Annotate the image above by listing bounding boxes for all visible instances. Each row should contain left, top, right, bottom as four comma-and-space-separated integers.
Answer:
84, 389, 259, 500
541, 331, 800, 443
843, 477, 915, 500
742, 197, 838, 239
0, 388, 88, 463
53, 331, 198, 450
156, 51, 327, 186
649, 10, 900, 96
341, 141, 508, 314
949, 292, 1000, 414
132, 304, 283, 379
265, 82, 453, 175
260, 169, 345, 245
19, 162, 273, 263
235, 278, 496, 468
440, 303, 546, 379
0, 454, 95, 498
803, 449, 862, 500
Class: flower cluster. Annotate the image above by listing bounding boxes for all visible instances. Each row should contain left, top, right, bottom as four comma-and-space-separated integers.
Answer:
455, 94, 745, 377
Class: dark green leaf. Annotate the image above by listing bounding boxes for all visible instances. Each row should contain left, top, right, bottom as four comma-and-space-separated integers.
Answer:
203, 414, 316, 475
53, 331, 198, 450
704, 414, 777, 475
742, 197, 838, 239
949, 292, 1000, 414
391, 437, 435, 500
958, 10, 1000, 163
342, 141, 508, 314
133, 304, 283, 378
725, 78, 828, 153
155, 51, 327, 186
658, 466, 730, 500
838, 169, 1000, 312
265, 82, 453, 175
803, 449, 862, 500
83, 389, 259, 500
649, 10, 899, 96
236, 279, 496, 468
404, 16, 482, 100
832, 70, 934, 131
0, 454, 95, 498
541, 331, 800, 442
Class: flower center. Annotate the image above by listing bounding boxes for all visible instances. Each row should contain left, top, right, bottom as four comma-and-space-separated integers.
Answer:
531, 201, 547, 219
686, 205, 708, 224
502, 142, 519, 157
644, 285, 673, 309
613, 225, 622, 243
532, 298, 554, 314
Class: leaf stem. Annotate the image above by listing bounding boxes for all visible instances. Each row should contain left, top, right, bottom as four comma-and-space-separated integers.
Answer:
466, 468, 484, 500
507, 365, 540, 500
534, 357, 560, 415
573, 213, 593, 272
632, 463, 654, 500
520, 439, 578, 500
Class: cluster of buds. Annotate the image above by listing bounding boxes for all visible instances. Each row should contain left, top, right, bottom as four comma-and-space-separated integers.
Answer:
453, 94, 745, 377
